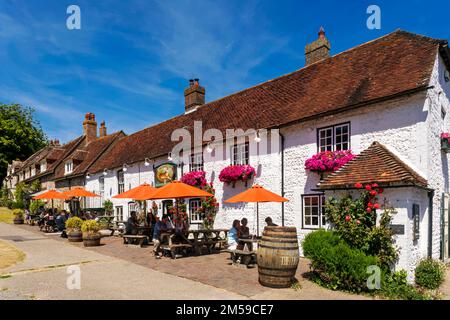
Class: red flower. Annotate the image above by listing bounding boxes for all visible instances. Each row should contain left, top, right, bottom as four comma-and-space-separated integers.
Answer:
371, 183, 379, 188
366, 207, 372, 213
367, 202, 373, 208
373, 203, 380, 209
378, 187, 384, 194
365, 184, 372, 191
354, 183, 363, 189
345, 215, 351, 222
370, 190, 378, 196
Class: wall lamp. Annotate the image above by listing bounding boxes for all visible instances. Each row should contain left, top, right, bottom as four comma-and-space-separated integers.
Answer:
123, 163, 129, 172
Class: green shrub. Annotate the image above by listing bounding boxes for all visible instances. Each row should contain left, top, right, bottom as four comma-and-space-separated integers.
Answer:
381, 270, 430, 300
12, 209, 24, 218
81, 220, 100, 234
303, 230, 381, 292
29, 200, 45, 214
415, 258, 446, 290
65, 217, 83, 231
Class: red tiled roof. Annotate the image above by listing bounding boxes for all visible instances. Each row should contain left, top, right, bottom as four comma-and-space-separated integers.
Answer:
54, 132, 124, 179
317, 141, 428, 189
90, 30, 446, 173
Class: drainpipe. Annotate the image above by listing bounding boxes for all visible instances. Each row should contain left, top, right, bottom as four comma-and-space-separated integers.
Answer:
280, 132, 285, 226
428, 189, 435, 258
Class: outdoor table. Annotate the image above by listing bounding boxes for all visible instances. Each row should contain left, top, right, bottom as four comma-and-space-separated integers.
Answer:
187, 229, 229, 255
238, 238, 260, 251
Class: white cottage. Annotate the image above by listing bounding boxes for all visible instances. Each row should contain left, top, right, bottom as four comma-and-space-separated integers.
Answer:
82, 29, 450, 277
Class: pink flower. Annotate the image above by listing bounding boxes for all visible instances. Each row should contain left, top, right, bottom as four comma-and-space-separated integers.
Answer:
373, 203, 380, 209
305, 150, 355, 173
365, 184, 372, 191
356, 220, 361, 225
181, 171, 207, 187
345, 215, 351, 222
219, 165, 256, 184
354, 183, 363, 189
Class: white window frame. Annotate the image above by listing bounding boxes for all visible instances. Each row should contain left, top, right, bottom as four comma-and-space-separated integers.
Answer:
40, 160, 47, 172
189, 153, 204, 172
65, 160, 73, 175
31, 166, 36, 176
117, 170, 124, 194
99, 176, 105, 198
302, 194, 326, 229
231, 142, 249, 165
189, 198, 202, 223
317, 123, 350, 152
115, 206, 123, 222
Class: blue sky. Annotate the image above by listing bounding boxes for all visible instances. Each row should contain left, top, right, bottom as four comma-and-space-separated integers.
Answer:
0, 0, 449, 142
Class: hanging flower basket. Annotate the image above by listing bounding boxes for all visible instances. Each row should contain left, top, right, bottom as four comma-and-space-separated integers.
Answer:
305, 150, 355, 175
441, 133, 450, 152
219, 165, 256, 187
181, 170, 207, 187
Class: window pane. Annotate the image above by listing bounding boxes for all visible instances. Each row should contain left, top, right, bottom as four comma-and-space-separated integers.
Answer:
312, 217, 318, 226
305, 216, 311, 225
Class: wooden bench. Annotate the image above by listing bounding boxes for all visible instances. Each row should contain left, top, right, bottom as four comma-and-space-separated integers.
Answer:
225, 249, 257, 267
160, 243, 193, 259
122, 235, 149, 247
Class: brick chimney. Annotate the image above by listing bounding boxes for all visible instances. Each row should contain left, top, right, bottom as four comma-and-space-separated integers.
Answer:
82, 113, 97, 144
305, 27, 331, 66
99, 121, 107, 137
184, 78, 205, 113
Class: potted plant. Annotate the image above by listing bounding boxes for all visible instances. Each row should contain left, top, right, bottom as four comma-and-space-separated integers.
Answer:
181, 171, 207, 187
65, 217, 83, 242
218, 165, 256, 187
304, 150, 355, 179
13, 209, 24, 224
441, 133, 450, 152
81, 220, 102, 247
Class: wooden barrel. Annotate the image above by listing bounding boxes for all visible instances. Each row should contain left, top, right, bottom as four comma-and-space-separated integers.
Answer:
257, 226, 299, 288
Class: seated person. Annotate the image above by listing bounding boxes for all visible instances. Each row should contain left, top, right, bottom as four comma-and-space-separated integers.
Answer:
152, 215, 170, 258
265, 216, 278, 227
125, 211, 139, 235
172, 212, 189, 244
238, 218, 251, 251
55, 211, 68, 232
227, 220, 240, 250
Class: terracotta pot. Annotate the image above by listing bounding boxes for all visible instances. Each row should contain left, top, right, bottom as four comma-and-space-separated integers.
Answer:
13, 217, 24, 225
82, 232, 101, 247
67, 230, 83, 242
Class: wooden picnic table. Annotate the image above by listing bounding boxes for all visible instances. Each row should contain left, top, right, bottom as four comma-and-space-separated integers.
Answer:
159, 228, 229, 257
238, 237, 260, 251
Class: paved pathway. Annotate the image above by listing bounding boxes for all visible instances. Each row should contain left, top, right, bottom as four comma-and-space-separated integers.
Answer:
0, 223, 244, 300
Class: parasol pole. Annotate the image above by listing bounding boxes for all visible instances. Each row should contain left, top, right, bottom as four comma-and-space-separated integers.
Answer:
257, 202, 259, 237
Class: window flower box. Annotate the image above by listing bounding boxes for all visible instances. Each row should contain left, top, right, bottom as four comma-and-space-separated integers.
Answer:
305, 150, 355, 178
219, 165, 256, 187
181, 170, 207, 187
441, 133, 450, 152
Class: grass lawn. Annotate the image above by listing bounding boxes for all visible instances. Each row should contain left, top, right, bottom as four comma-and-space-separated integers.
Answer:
0, 240, 25, 270
0, 207, 14, 224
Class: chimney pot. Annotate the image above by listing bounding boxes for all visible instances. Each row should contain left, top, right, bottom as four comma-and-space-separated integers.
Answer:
99, 121, 107, 137
305, 27, 331, 66
184, 78, 205, 113
83, 112, 98, 144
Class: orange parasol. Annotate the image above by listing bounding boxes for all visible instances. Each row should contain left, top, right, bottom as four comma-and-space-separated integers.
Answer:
62, 187, 99, 198
225, 184, 288, 236
143, 180, 214, 200
113, 183, 157, 200
33, 190, 67, 213
33, 190, 67, 200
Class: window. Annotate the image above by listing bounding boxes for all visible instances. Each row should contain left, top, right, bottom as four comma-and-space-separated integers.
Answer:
190, 153, 204, 172
317, 123, 350, 152
231, 142, 249, 165
65, 160, 73, 175
189, 198, 202, 223
40, 160, 47, 172
115, 206, 123, 222
302, 194, 326, 229
128, 202, 138, 213
31, 167, 36, 176
117, 170, 124, 194
99, 176, 105, 197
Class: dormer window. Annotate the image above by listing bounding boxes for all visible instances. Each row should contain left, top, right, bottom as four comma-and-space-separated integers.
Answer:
65, 160, 73, 175
40, 160, 47, 172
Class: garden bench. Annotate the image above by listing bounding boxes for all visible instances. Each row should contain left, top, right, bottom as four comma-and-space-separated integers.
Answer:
160, 243, 193, 259
225, 249, 257, 267
122, 234, 148, 247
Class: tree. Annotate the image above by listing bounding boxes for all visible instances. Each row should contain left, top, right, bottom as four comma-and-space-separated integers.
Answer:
0, 104, 47, 184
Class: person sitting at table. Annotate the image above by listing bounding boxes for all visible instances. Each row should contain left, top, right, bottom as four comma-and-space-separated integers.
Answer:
153, 215, 170, 259
237, 218, 251, 250
125, 211, 139, 235
227, 220, 240, 250
265, 216, 278, 227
